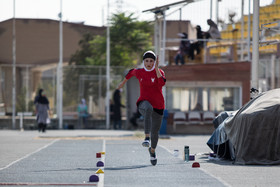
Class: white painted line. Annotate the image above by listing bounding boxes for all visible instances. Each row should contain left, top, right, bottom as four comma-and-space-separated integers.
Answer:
0, 139, 59, 171
199, 168, 232, 187
159, 144, 173, 154
0, 182, 96, 186
159, 145, 183, 160
98, 139, 106, 187
159, 144, 232, 187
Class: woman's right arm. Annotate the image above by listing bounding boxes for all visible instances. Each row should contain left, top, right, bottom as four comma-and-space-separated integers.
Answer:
117, 78, 128, 90
118, 68, 136, 89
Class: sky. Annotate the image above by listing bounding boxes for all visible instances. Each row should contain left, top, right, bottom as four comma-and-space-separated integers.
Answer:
0, 0, 274, 31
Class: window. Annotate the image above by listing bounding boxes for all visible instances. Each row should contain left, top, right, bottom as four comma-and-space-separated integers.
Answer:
166, 82, 241, 112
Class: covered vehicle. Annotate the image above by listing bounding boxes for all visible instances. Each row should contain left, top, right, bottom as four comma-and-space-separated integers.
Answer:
207, 111, 236, 160
208, 88, 280, 165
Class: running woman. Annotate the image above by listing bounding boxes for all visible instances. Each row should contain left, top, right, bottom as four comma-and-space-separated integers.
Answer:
117, 50, 166, 166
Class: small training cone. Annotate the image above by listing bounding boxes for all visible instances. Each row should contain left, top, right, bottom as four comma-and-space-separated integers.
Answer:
96, 153, 101, 158
96, 161, 104, 167
189, 155, 195, 161
192, 162, 200, 168
96, 168, 104, 174
100, 152, 105, 155
89, 174, 99, 182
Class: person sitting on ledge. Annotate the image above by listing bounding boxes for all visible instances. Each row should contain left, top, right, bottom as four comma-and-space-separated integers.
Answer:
174, 32, 190, 65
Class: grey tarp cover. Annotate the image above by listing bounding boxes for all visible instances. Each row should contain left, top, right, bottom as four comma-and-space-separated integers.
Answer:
224, 88, 280, 165
207, 121, 231, 159
207, 111, 236, 159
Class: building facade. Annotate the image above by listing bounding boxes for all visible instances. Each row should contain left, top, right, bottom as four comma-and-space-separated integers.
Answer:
0, 18, 105, 113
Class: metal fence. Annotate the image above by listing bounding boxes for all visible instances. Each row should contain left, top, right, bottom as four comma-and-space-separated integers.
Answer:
61, 65, 126, 119
1, 57, 280, 129
0, 64, 127, 122
259, 57, 280, 92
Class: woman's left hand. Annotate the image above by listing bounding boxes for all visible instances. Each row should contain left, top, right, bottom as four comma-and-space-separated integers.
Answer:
155, 55, 162, 78
155, 55, 159, 69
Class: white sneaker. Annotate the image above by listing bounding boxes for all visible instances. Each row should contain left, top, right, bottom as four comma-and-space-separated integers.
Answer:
142, 139, 150, 147
149, 147, 157, 166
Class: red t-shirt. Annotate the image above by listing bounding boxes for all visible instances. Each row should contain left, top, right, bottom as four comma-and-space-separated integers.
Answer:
125, 68, 166, 110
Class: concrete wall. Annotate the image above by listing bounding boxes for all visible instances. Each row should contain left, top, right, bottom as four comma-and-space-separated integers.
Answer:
0, 18, 105, 65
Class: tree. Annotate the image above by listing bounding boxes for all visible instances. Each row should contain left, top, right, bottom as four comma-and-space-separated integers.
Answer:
63, 13, 153, 111
70, 12, 153, 67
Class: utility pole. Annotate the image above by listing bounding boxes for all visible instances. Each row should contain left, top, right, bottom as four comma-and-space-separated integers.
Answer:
57, 0, 63, 129
216, 0, 219, 25
106, 0, 111, 129
251, 0, 259, 89
161, 11, 167, 66
12, 0, 16, 129
247, 0, 251, 61
210, 0, 213, 19
240, 0, 244, 61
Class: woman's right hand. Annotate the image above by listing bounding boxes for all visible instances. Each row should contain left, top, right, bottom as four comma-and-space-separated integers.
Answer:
117, 78, 128, 90
117, 83, 122, 90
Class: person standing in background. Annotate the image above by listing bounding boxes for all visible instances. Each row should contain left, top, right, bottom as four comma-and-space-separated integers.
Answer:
77, 98, 88, 129
34, 89, 50, 133
113, 89, 125, 130
110, 99, 114, 122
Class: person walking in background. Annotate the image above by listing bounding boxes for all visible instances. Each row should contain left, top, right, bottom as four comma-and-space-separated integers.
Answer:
129, 110, 141, 129
117, 50, 166, 166
34, 89, 50, 133
110, 99, 114, 121
77, 98, 88, 129
113, 89, 125, 130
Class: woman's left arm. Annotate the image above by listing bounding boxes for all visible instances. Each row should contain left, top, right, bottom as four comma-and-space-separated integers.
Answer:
155, 55, 162, 78
155, 56, 166, 86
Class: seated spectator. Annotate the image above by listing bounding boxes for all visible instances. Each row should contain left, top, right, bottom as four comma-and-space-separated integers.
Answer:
174, 32, 190, 65
189, 25, 205, 60
205, 19, 221, 40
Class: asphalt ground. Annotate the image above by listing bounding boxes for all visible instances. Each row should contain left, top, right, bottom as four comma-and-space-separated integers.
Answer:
0, 130, 280, 187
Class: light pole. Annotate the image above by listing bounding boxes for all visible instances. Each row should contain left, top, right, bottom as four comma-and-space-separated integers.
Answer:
105, 0, 111, 129
216, 0, 220, 25
251, 0, 259, 89
240, 0, 245, 61
247, 0, 251, 61
161, 11, 166, 66
12, 0, 16, 129
210, 0, 213, 19
57, 0, 63, 129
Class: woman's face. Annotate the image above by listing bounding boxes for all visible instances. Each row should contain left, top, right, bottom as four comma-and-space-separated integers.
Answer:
144, 58, 155, 70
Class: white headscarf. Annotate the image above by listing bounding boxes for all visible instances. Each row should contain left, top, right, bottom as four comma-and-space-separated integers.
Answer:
143, 50, 156, 72
143, 60, 156, 72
